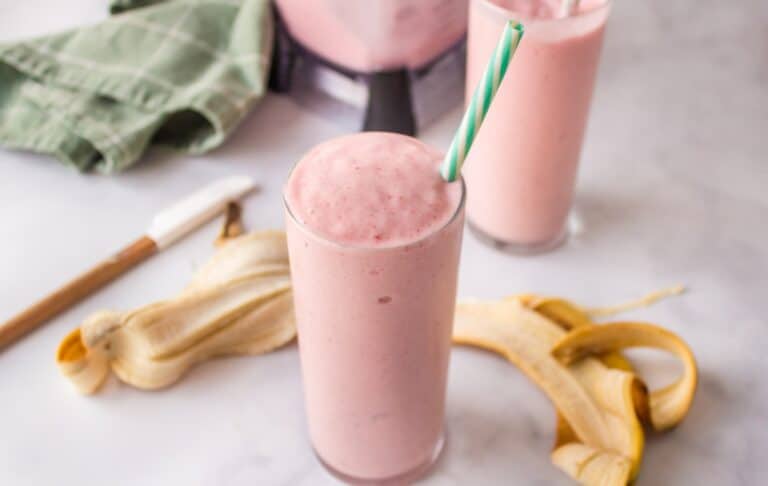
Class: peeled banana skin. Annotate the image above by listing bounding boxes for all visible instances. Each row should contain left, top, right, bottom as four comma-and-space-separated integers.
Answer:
55, 217, 697, 486
56, 230, 296, 394
454, 294, 697, 486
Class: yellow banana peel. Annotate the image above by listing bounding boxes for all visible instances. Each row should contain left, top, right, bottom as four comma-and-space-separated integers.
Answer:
552, 321, 697, 431
56, 230, 296, 393
454, 292, 697, 485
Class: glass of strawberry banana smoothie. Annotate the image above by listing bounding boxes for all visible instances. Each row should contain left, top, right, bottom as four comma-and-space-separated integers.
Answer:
284, 132, 465, 483
464, 0, 611, 253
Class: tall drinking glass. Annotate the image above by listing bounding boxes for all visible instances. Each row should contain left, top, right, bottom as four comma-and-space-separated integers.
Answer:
284, 132, 465, 483
464, 0, 611, 253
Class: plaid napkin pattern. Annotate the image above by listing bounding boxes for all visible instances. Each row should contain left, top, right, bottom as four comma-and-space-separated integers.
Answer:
0, 0, 272, 173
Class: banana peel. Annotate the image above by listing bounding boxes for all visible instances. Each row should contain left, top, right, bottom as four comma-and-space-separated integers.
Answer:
551, 444, 632, 486
454, 298, 643, 484
552, 321, 697, 431
454, 293, 696, 485
56, 230, 296, 394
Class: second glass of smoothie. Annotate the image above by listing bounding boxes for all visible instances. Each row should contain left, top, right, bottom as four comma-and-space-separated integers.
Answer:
464, 0, 611, 253
284, 132, 465, 483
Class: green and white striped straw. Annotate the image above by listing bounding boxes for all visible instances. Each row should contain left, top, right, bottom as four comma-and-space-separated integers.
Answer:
440, 20, 524, 182
559, 0, 580, 18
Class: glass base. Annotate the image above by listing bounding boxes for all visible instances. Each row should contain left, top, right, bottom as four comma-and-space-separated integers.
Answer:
314, 433, 444, 485
467, 219, 568, 255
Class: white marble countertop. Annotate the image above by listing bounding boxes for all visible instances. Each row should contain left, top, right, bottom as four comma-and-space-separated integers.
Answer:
1, 1, 766, 485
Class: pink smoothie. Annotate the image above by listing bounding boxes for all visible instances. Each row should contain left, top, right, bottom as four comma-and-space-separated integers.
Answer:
464, 0, 610, 248
274, 0, 468, 71
284, 133, 464, 481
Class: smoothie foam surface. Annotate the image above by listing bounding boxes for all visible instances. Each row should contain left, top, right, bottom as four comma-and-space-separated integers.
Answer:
285, 132, 463, 247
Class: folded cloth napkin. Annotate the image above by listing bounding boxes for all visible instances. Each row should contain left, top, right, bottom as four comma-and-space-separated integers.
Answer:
0, 0, 272, 173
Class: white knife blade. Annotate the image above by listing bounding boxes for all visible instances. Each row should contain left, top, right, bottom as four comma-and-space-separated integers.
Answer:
147, 175, 256, 248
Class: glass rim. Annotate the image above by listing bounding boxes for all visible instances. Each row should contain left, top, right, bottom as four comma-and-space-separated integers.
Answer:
475, 0, 612, 24
283, 173, 466, 252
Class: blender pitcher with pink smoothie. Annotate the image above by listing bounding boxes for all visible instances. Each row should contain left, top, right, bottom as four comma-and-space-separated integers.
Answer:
284, 132, 465, 483
273, 0, 467, 72
464, 0, 611, 253
271, 0, 469, 134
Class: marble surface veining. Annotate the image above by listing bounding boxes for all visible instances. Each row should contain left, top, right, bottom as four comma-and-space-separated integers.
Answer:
1, 1, 766, 484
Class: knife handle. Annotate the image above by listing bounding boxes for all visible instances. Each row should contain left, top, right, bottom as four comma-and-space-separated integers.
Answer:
0, 236, 158, 351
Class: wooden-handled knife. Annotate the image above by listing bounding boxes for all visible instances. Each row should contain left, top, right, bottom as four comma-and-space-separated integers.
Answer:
0, 176, 255, 351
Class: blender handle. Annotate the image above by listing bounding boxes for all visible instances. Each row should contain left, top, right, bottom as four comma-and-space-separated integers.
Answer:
363, 69, 417, 136
268, 5, 295, 93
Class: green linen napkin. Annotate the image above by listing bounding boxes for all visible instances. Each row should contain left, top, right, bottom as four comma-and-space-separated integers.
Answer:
0, 0, 272, 173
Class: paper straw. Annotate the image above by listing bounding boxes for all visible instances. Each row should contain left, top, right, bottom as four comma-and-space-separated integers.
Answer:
440, 21, 524, 182
559, 0, 580, 18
